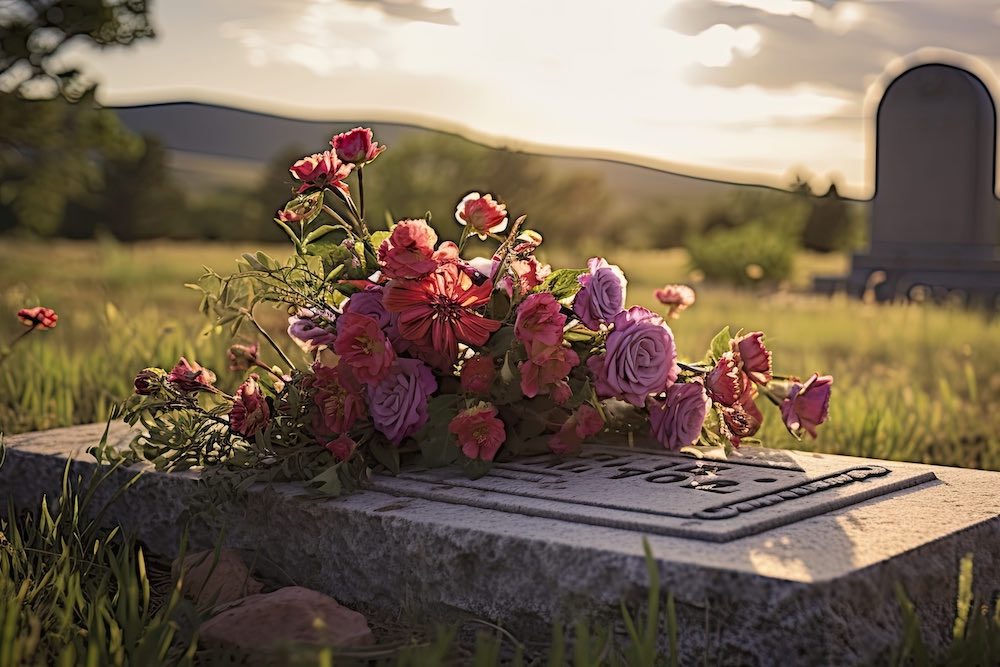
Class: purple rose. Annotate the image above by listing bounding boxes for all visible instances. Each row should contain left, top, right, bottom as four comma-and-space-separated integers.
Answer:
573, 257, 627, 330
647, 382, 710, 450
343, 286, 407, 352
287, 308, 337, 353
781, 373, 833, 438
587, 306, 679, 407
368, 357, 437, 444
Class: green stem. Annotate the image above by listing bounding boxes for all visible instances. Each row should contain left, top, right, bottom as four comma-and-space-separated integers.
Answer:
756, 383, 783, 407
678, 361, 710, 374
0, 326, 38, 367
242, 308, 297, 371
357, 165, 366, 225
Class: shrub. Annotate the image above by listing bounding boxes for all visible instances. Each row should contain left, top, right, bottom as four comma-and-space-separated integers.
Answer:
685, 224, 795, 287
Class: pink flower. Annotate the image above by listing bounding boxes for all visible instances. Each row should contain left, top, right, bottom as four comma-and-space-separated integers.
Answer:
289, 150, 352, 195
732, 331, 772, 385
550, 380, 572, 406
384, 262, 501, 370
287, 309, 337, 354
654, 284, 696, 319
228, 343, 260, 372
514, 292, 566, 348
548, 404, 605, 455
587, 307, 678, 407
461, 355, 496, 394
17, 306, 57, 329
573, 258, 627, 330
519, 340, 579, 398
647, 382, 710, 451
378, 219, 439, 280
705, 353, 741, 406
455, 192, 508, 240
781, 373, 833, 438
277, 208, 304, 223
311, 362, 366, 436
331, 127, 385, 165
449, 402, 505, 461
324, 434, 358, 462
167, 357, 217, 392
368, 358, 437, 444
230, 374, 270, 437
719, 373, 763, 445
333, 311, 396, 384
344, 286, 407, 352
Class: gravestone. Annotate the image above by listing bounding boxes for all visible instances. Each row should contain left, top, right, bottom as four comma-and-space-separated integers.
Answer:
816, 63, 1000, 304
4, 423, 1000, 665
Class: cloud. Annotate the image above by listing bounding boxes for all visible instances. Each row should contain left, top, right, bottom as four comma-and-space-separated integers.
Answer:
343, 0, 457, 25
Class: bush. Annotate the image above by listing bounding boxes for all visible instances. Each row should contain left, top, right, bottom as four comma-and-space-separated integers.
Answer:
685, 224, 795, 287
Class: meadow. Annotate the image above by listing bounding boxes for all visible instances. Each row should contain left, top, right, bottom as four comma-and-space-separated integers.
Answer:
1, 239, 999, 471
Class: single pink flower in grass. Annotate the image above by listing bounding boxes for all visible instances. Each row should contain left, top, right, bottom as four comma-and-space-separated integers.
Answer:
573, 258, 627, 330
167, 357, 217, 392
519, 340, 579, 399
654, 284, 696, 319
289, 150, 352, 195
548, 404, 605, 455
310, 362, 366, 436
17, 306, 57, 329
368, 358, 437, 445
449, 402, 506, 461
333, 311, 396, 385
647, 382, 710, 451
384, 262, 501, 370
732, 331, 772, 385
515, 292, 566, 348
719, 373, 763, 445
587, 307, 678, 407
378, 219, 439, 280
331, 127, 385, 165
324, 434, 358, 462
781, 373, 833, 438
455, 192, 508, 240
228, 343, 260, 372
461, 354, 496, 394
230, 374, 270, 437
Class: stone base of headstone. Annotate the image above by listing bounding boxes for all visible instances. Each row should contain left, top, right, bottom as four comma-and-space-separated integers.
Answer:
3, 422, 1000, 665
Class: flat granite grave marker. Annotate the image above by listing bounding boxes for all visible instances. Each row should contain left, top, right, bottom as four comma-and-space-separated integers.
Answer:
3, 422, 1000, 665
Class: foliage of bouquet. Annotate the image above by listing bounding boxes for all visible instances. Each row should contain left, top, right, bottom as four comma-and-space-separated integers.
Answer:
124, 128, 832, 494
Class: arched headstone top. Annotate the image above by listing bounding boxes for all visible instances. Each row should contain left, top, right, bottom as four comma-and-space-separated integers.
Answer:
872, 63, 997, 256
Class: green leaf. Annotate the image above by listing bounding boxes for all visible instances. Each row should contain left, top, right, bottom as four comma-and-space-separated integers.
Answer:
303, 224, 342, 245
307, 464, 343, 496
413, 395, 461, 467
370, 230, 391, 249
368, 438, 401, 474
707, 326, 732, 363
536, 268, 586, 301
489, 288, 512, 321
462, 457, 492, 480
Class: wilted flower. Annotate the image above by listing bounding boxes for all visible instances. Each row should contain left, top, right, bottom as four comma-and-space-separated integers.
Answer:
289, 150, 352, 195
133, 368, 166, 396
331, 127, 385, 165
719, 373, 763, 445
549, 404, 604, 455
732, 331, 772, 385
287, 309, 337, 354
587, 307, 678, 407
574, 258, 627, 330
167, 357, 217, 392
378, 219, 440, 280
368, 358, 437, 444
705, 353, 741, 406
228, 343, 260, 372
781, 373, 833, 438
230, 374, 270, 437
460, 354, 496, 394
647, 382, 710, 451
333, 311, 396, 384
17, 306, 57, 330
455, 192, 508, 240
311, 362, 366, 435
653, 284, 696, 319
324, 434, 358, 462
449, 402, 505, 461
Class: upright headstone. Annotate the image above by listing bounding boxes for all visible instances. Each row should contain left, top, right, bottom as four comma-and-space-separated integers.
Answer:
816, 63, 1000, 304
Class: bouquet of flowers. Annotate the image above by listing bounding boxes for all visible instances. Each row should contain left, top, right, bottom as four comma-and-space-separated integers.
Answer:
125, 128, 832, 494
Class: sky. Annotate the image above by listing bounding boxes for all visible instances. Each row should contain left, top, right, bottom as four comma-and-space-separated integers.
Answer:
68, 0, 1000, 198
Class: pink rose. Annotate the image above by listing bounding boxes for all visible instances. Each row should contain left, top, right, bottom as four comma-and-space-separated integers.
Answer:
17, 306, 58, 329
653, 284, 696, 319
455, 192, 508, 240
461, 354, 496, 394
228, 343, 260, 372
343, 286, 407, 352
368, 358, 437, 444
167, 357, 217, 392
781, 373, 832, 438
573, 257, 627, 330
289, 150, 352, 195
732, 331, 772, 385
548, 404, 604, 455
311, 362, 366, 436
515, 292, 566, 348
587, 307, 678, 407
331, 127, 384, 165
230, 374, 270, 437
333, 311, 396, 384
288, 309, 337, 354
378, 219, 439, 279
449, 402, 505, 461
647, 382, 710, 451
324, 434, 358, 462
519, 340, 579, 398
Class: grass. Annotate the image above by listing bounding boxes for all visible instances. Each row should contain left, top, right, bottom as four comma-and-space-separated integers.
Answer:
2, 239, 999, 471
